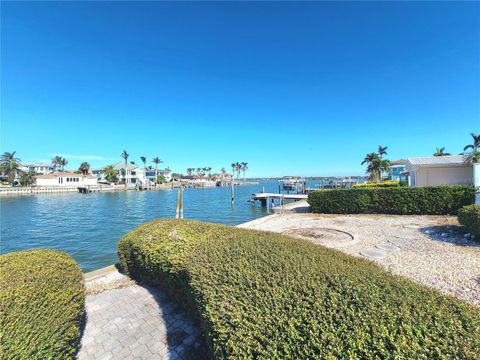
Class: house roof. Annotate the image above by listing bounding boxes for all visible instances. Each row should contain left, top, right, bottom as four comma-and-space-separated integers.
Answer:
390, 159, 407, 166
111, 162, 138, 171
21, 162, 53, 167
37, 172, 97, 179
407, 155, 468, 167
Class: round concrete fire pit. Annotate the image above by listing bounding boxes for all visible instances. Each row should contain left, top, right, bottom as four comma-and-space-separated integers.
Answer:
282, 227, 356, 248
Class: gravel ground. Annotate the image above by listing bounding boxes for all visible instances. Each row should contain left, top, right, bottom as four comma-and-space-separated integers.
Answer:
239, 213, 480, 307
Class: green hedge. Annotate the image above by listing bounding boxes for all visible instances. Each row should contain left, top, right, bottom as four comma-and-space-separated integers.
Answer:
0, 250, 85, 359
308, 185, 474, 215
458, 204, 480, 237
118, 219, 480, 359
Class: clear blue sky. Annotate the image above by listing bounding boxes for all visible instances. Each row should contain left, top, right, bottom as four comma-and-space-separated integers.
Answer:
1, 1, 479, 177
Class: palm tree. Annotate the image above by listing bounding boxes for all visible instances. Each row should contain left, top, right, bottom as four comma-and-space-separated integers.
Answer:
59, 157, 68, 172
187, 168, 194, 177
362, 152, 382, 182
51, 155, 63, 171
433, 147, 451, 157
121, 150, 129, 189
231, 163, 237, 179
19, 170, 37, 187
78, 162, 90, 175
104, 165, 119, 183
235, 162, 242, 180
240, 162, 248, 181
464, 133, 480, 164
464, 133, 480, 153
203, 167, 212, 178
140, 156, 147, 184
1, 158, 22, 184
377, 145, 388, 160
152, 157, 163, 183
1, 151, 21, 164
196, 167, 203, 177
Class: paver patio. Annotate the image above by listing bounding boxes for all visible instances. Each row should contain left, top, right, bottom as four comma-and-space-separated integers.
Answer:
77, 269, 206, 360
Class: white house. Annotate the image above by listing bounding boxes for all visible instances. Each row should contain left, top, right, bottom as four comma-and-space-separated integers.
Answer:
93, 162, 172, 185
20, 162, 54, 175
36, 172, 98, 187
404, 155, 473, 187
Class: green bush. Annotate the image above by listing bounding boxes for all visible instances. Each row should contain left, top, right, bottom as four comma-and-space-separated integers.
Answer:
353, 180, 401, 188
458, 204, 480, 237
308, 185, 474, 215
0, 249, 85, 359
118, 219, 480, 359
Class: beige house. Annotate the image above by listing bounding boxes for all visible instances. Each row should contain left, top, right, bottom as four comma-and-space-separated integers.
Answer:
405, 155, 473, 187
36, 172, 98, 187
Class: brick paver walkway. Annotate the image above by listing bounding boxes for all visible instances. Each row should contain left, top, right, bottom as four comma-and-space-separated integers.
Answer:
77, 270, 206, 360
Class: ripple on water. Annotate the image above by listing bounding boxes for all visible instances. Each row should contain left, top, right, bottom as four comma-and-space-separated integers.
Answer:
1, 181, 300, 271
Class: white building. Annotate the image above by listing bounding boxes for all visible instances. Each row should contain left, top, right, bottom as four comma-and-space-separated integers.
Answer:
36, 172, 98, 187
20, 163, 54, 175
93, 162, 172, 185
404, 155, 473, 187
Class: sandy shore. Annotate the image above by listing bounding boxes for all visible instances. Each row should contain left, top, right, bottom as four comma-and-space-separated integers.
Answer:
239, 213, 480, 306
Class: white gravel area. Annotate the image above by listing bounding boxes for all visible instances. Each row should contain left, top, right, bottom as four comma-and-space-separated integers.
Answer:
239, 213, 480, 307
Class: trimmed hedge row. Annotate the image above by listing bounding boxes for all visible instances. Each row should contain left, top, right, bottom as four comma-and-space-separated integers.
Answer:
118, 219, 480, 359
458, 204, 480, 237
0, 250, 85, 360
308, 185, 474, 214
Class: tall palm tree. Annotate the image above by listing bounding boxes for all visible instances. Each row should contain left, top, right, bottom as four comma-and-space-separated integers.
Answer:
231, 163, 237, 179
121, 150, 129, 189
464, 133, 480, 152
240, 162, 248, 181
61, 158, 68, 172
433, 147, 451, 157
235, 162, 242, 180
1, 151, 21, 164
140, 156, 147, 184
187, 168, 194, 177
362, 152, 381, 182
377, 145, 388, 160
464, 133, 480, 164
78, 162, 90, 175
51, 155, 63, 172
152, 157, 163, 183
196, 167, 203, 177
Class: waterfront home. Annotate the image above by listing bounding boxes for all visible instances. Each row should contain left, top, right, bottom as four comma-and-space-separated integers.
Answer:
93, 162, 172, 185
403, 155, 473, 186
145, 169, 173, 183
93, 162, 142, 185
19, 162, 55, 175
389, 159, 407, 181
36, 172, 98, 186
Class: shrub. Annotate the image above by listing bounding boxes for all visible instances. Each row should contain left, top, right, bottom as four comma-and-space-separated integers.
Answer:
458, 204, 480, 237
118, 219, 480, 359
0, 249, 85, 360
353, 180, 401, 188
308, 185, 474, 215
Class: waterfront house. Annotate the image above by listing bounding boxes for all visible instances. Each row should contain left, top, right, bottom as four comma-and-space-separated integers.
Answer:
36, 172, 98, 186
389, 160, 407, 181
145, 169, 173, 183
404, 155, 473, 187
93, 162, 172, 185
19, 162, 54, 175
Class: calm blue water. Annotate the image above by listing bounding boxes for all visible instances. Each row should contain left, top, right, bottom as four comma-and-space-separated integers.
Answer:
0, 180, 315, 271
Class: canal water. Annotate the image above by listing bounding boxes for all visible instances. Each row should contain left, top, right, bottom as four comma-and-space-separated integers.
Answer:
1, 180, 316, 271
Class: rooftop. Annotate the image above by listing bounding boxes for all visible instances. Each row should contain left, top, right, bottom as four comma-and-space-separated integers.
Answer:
36, 172, 96, 179
407, 155, 468, 167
